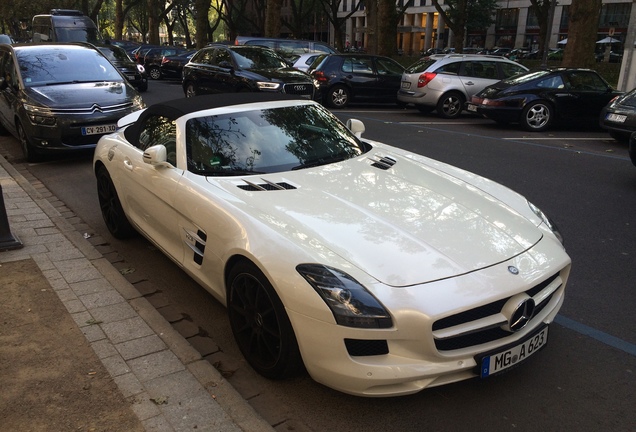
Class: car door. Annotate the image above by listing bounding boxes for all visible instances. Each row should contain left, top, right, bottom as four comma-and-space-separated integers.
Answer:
374, 56, 404, 100
212, 48, 237, 93
562, 70, 618, 121
341, 56, 378, 100
459, 60, 501, 99
116, 114, 184, 262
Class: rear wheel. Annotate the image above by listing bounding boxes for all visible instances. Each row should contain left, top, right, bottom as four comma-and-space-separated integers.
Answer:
436, 92, 465, 119
326, 85, 350, 108
96, 166, 136, 239
228, 261, 302, 379
148, 66, 161, 80
520, 101, 552, 132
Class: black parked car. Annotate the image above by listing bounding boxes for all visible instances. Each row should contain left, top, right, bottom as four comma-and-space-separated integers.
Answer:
0, 43, 145, 161
142, 46, 189, 80
182, 45, 315, 98
466, 68, 621, 132
97, 43, 148, 92
310, 54, 405, 108
160, 50, 196, 80
599, 87, 636, 142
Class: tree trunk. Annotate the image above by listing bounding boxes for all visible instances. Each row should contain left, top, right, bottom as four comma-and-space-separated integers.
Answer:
562, 0, 602, 68
147, 0, 161, 44
195, 0, 211, 47
377, 0, 398, 56
366, 0, 378, 54
265, 0, 283, 37
115, 0, 123, 40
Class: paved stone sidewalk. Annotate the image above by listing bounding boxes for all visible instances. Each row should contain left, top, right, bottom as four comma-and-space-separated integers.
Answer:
0, 154, 273, 432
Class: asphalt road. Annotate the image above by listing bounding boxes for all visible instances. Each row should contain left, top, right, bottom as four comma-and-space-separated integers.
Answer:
2, 80, 634, 431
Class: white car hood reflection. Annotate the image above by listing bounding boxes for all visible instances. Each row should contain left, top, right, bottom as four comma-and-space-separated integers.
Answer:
209, 151, 542, 287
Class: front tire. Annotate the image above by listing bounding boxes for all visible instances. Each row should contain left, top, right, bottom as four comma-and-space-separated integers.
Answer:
96, 166, 136, 239
148, 66, 161, 80
185, 82, 197, 98
436, 91, 465, 119
325, 85, 350, 108
17, 121, 39, 162
521, 101, 553, 132
228, 261, 302, 379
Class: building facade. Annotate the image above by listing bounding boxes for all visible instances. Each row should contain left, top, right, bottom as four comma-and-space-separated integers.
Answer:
338, 0, 633, 55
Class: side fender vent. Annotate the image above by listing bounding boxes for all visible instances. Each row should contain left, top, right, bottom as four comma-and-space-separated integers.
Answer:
370, 156, 397, 170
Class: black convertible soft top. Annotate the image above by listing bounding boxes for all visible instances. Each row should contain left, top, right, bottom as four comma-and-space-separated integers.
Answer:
124, 93, 306, 145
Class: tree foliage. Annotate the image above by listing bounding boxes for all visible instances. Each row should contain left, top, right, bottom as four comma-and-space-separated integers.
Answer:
431, 0, 498, 52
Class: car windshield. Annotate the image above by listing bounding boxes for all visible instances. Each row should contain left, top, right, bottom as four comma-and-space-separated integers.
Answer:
17, 47, 124, 86
233, 48, 288, 69
185, 104, 368, 175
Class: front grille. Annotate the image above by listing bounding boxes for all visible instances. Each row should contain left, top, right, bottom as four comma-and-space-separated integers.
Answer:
283, 83, 314, 97
345, 339, 389, 356
433, 273, 560, 352
50, 102, 135, 116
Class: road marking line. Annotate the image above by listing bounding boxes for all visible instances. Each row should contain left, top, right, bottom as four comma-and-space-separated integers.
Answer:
503, 137, 613, 141
555, 315, 636, 356
399, 122, 477, 125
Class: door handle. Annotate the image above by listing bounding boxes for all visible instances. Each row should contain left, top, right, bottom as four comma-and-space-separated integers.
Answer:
123, 158, 133, 171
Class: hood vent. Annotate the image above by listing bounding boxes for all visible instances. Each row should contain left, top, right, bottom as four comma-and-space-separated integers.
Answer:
237, 179, 297, 191
370, 155, 397, 170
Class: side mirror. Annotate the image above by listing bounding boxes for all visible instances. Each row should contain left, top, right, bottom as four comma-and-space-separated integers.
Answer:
346, 118, 365, 138
142, 144, 171, 168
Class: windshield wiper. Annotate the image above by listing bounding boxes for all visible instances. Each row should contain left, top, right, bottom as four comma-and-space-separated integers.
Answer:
292, 156, 346, 170
45, 80, 108, 86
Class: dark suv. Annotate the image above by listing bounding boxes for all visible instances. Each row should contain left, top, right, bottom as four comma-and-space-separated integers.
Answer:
309, 54, 405, 108
182, 45, 315, 98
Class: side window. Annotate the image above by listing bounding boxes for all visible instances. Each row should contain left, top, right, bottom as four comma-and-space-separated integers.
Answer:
1, 53, 17, 87
463, 61, 495, 79
192, 49, 214, 65
343, 57, 374, 74
500, 62, 526, 79
215, 49, 232, 66
537, 75, 565, 89
137, 115, 177, 166
375, 58, 403, 76
436, 61, 460, 75
566, 71, 607, 91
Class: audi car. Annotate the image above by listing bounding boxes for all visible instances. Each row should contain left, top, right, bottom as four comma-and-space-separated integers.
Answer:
94, 93, 571, 397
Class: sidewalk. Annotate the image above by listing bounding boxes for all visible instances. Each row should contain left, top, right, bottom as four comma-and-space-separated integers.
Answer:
0, 153, 274, 432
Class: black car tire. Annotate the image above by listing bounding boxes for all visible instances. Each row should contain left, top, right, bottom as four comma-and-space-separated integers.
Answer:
17, 121, 40, 162
96, 166, 136, 239
228, 260, 303, 380
326, 85, 350, 108
521, 100, 553, 132
148, 66, 161, 80
185, 82, 197, 98
436, 91, 465, 119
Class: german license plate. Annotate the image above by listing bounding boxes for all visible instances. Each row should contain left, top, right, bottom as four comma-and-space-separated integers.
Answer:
606, 113, 626, 123
82, 124, 116, 135
479, 326, 548, 378
126, 74, 136, 80
401, 81, 411, 90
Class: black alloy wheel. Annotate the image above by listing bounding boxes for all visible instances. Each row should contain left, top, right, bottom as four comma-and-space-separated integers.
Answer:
228, 261, 302, 379
96, 166, 136, 239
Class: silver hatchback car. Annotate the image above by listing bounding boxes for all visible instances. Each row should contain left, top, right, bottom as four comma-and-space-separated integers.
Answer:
398, 54, 528, 119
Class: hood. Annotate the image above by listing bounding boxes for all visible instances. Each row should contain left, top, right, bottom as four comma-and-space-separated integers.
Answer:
26, 82, 136, 108
243, 67, 312, 83
210, 150, 542, 287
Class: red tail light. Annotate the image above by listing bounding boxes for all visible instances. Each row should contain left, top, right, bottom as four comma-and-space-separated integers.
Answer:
313, 70, 328, 83
161, 56, 168, 64
418, 72, 437, 88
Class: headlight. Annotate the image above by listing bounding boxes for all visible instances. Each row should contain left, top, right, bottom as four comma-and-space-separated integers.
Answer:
24, 104, 56, 126
528, 201, 564, 245
256, 81, 281, 91
136, 64, 146, 74
297, 264, 392, 329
